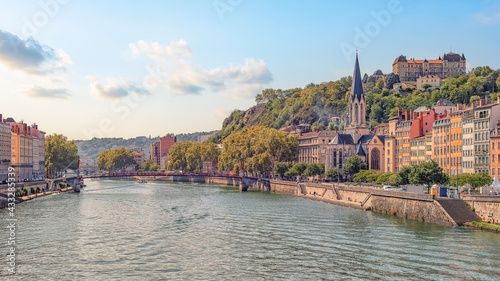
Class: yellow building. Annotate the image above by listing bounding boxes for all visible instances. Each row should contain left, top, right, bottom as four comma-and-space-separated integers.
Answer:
450, 109, 464, 176
410, 136, 426, 166
432, 118, 451, 175
384, 137, 396, 172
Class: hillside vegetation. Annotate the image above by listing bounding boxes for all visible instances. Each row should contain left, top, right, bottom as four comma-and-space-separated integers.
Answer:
75, 131, 217, 162
211, 66, 500, 143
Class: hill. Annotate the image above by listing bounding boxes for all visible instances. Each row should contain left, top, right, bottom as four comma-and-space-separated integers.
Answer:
75, 131, 217, 163
211, 66, 500, 143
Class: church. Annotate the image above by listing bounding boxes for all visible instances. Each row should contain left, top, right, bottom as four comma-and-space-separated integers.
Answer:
325, 53, 386, 175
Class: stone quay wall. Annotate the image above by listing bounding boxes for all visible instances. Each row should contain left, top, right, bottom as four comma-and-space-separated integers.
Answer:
463, 195, 500, 223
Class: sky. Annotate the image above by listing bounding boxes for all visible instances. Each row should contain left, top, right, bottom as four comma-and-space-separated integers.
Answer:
0, 0, 499, 140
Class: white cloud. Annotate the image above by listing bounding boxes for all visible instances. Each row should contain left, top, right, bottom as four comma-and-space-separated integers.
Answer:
86, 76, 150, 100
0, 29, 72, 75
474, 11, 500, 25
129, 40, 273, 98
128, 39, 192, 60
24, 86, 71, 99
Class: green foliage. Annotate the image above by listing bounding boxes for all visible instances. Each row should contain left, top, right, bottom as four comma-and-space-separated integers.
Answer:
218, 126, 298, 176
45, 134, 79, 178
140, 159, 159, 171
97, 147, 135, 171
465, 221, 500, 231
375, 77, 385, 89
353, 170, 376, 182
343, 155, 367, 176
455, 172, 492, 188
326, 168, 340, 180
167, 142, 220, 172
398, 167, 413, 186
470, 95, 481, 103
274, 162, 292, 177
74, 132, 217, 163
385, 73, 400, 89
408, 161, 449, 189
210, 66, 498, 145
422, 84, 432, 91
302, 163, 324, 177
375, 172, 396, 185
388, 173, 400, 186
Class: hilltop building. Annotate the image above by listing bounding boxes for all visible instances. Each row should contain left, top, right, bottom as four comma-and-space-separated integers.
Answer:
393, 52, 466, 82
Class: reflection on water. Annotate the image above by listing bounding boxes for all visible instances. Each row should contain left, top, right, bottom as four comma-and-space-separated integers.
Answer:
1, 180, 500, 280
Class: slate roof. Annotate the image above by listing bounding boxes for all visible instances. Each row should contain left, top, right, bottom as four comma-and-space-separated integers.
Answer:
331, 134, 354, 145
358, 134, 374, 145
356, 145, 366, 156
350, 53, 364, 102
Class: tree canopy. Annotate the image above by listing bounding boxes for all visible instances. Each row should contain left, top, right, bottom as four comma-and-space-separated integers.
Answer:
343, 155, 367, 176
219, 126, 298, 176
167, 141, 220, 172
97, 147, 135, 171
45, 134, 79, 178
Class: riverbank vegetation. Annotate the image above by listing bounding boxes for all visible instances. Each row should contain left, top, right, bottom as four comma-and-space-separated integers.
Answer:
218, 126, 298, 177
465, 221, 500, 232
167, 142, 220, 172
352, 161, 492, 190
45, 134, 79, 178
97, 147, 135, 171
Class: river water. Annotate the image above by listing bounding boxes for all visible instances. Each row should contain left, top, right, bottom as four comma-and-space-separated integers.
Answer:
1, 180, 500, 280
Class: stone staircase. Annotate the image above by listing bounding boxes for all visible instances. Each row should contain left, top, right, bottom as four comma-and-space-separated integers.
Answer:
436, 198, 480, 226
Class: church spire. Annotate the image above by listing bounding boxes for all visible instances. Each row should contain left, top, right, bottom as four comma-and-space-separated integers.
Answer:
350, 52, 364, 102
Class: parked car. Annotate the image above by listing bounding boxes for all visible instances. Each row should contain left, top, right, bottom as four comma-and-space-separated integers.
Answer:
382, 185, 393, 191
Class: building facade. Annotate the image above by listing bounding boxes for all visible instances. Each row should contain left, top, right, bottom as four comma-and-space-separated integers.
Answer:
462, 109, 475, 174
297, 131, 337, 164
0, 115, 11, 182
432, 118, 451, 175
416, 75, 442, 91
151, 134, 177, 168
474, 101, 500, 173
393, 52, 467, 82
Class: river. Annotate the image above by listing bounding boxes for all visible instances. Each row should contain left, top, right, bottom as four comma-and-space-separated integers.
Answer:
1, 180, 500, 280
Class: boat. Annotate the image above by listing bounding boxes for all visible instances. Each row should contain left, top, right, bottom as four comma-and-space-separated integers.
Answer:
136, 179, 147, 183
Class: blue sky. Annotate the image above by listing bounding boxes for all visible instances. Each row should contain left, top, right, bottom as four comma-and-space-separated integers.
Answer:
0, 0, 499, 140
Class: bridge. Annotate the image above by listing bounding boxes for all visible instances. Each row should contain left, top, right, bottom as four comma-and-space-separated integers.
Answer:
82, 171, 241, 179
81, 172, 268, 191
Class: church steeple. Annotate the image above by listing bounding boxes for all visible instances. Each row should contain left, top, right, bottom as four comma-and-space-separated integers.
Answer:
350, 52, 364, 102
348, 52, 366, 129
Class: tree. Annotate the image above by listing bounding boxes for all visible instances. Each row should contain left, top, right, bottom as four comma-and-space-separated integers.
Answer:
274, 162, 291, 178
167, 141, 193, 171
45, 134, 79, 178
497, 75, 500, 93
97, 147, 135, 172
397, 166, 413, 186
140, 159, 159, 171
422, 84, 432, 91
375, 77, 386, 89
469, 172, 493, 189
326, 168, 340, 181
302, 163, 323, 178
219, 126, 299, 176
343, 155, 367, 177
409, 161, 449, 192
470, 95, 481, 104
385, 73, 400, 89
